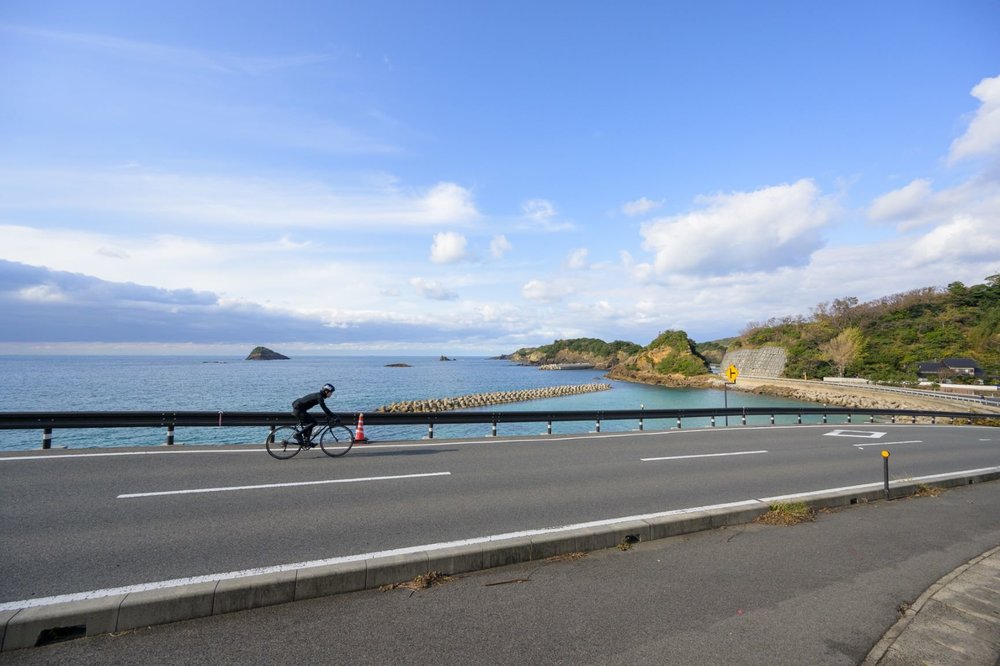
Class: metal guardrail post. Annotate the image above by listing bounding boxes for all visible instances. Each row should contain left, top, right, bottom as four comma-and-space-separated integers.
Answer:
676, 416, 682, 429
547, 421, 552, 435
711, 416, 716, 427
427, 422, 434, 439
42, 427, 52, 450
595, 419, 601, 433
166, 425, 174, 446
491, 419, 497, 437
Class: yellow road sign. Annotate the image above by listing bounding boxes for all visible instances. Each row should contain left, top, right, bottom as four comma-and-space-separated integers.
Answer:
724, 364, 739, 382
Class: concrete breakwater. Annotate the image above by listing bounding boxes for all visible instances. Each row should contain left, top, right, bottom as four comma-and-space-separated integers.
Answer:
376, 383, 612, 413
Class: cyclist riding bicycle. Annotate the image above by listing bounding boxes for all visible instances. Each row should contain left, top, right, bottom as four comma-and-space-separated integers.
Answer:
292, 383, 336, 444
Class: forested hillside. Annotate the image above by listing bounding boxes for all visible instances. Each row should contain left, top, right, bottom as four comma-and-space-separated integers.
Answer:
727, 276, 1000, 382
507, 338, 643, 369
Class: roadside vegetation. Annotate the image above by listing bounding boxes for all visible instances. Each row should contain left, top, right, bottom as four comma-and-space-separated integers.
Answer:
507, 276, 1000, 385
727, 275, 1000, 382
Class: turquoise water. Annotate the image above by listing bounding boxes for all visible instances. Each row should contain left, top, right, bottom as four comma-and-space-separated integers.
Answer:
0, 355, 822, 450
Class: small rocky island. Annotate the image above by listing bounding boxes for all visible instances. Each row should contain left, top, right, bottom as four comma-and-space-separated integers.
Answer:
246, 346, 290, 361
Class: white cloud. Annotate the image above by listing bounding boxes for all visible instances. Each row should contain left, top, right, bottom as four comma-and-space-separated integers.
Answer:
521, 279, 572, 303
639, 179, 833, 276
490, 234, 512, 259
907, 215, 1000, 267
622, 197, 663, 216
949, 75, 1000, 164
566, 248, 589, 270
421, 182, 480, 222
521, 199, 573, 232
0, 168, 480, 230
409, 277, 459, 301
430, 231, 471, 264
868, 179, 933, 227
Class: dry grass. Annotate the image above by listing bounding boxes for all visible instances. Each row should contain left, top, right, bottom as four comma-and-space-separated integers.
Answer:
912, 484, 944, 498
379, 571, 451, 592
755, 502, 816, 526
545, 551, 588, 562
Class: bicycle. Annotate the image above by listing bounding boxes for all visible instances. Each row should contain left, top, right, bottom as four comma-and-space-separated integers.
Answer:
265, 418, 356, 460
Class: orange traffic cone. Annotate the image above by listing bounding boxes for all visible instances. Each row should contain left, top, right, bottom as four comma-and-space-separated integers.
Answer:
355, 413, 368, 443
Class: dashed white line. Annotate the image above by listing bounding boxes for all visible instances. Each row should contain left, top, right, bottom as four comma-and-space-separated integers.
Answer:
117, 471, 451, 499
641, 450, 767, 462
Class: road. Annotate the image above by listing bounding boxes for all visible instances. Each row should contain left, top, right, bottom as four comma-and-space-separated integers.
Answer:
2, 424, 999, 606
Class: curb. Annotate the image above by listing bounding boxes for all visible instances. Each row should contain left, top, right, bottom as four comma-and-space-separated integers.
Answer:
4, 468, 1000, 652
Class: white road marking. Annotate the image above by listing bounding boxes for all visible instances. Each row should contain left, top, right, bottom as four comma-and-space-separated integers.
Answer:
824, 430, 886, 439
4, 423, 985, 462
0, 498, 762, 612
117, 471, 451, 499
641, 450, 768, 462
854, 440, 923, 448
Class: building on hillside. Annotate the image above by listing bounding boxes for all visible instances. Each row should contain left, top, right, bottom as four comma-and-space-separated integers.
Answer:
917, 357, 983, 381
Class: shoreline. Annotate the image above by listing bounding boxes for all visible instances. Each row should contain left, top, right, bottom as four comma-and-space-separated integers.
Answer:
607, 368, 1000, 415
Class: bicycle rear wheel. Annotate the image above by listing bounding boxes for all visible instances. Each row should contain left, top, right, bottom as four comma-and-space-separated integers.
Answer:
266, 426, 303, 460
319, 424, 355, 457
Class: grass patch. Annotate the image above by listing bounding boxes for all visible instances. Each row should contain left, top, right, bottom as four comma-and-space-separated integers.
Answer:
913, 484, 944, 498
379, 571, 451, 592
545, 552, 588, 563
755, 501, 816, 526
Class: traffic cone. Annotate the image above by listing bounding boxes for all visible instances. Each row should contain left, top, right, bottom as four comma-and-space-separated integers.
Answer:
355, 413, 368, 443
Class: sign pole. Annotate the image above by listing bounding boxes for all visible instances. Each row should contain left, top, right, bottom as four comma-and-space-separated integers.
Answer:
722, 364, 739, 427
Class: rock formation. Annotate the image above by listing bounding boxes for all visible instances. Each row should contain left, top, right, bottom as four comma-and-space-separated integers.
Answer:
245, 346, 289, 360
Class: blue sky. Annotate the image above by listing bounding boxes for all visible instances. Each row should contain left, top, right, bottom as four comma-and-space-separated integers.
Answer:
1, 1, 999, 355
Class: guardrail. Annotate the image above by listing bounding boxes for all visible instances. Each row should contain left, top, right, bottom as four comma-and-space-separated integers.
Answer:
0, 406, 992, 449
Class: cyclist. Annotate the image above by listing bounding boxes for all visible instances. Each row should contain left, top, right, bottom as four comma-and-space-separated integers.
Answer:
292, 383, 336, 444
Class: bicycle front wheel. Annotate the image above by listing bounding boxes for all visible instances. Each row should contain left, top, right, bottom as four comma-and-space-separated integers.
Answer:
319, 424, 355, 457
266, 426, 303, 460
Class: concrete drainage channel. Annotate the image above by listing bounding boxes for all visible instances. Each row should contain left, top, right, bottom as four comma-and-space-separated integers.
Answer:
4, 468, 1000, 652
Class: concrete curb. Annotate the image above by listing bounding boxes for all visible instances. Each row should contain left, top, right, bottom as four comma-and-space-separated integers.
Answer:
862, 544, 1000, 665
4, 468, 1000, 653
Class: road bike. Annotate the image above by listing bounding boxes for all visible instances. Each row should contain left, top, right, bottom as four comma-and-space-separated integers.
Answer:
265, 418, 355, 460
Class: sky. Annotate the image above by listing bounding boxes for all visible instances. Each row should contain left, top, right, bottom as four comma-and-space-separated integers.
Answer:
1, 1, 999, 356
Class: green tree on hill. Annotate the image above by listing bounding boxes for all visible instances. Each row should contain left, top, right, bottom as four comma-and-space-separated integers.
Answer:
728, 276, 1000, 382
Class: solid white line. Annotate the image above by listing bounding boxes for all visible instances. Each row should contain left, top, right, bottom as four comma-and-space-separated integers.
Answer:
0, 498, 761, 611
3, 422, 985, 462
641, 450, 768, 462
117, 472, 451, 499
853, 440, 923, 448
6, 463, 1000, 612
0, 449, 266, 461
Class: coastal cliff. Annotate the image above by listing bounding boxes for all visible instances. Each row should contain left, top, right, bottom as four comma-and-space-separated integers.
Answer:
607, 330, 709, 383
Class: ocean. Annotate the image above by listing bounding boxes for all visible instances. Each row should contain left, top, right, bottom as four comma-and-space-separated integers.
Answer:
0, 355, 821, 450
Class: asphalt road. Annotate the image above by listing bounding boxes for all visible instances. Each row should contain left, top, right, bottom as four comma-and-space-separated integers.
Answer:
2, 424, 999, 605
5, 471, 1000, 664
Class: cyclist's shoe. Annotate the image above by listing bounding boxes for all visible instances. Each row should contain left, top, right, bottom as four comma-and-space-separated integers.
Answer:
294, 433, 305, 445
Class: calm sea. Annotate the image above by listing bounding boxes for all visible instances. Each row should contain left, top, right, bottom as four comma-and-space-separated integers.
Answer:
0, 355, 821, 450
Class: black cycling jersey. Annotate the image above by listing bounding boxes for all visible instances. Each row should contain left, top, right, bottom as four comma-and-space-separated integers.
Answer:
292, 391, 335, 417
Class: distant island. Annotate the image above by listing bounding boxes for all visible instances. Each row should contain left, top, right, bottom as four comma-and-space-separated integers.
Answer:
246, 346, 289, 361
385, 363, 412, 368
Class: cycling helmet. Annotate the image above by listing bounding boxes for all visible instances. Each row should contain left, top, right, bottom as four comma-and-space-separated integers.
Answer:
322, 383, 335, 394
